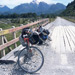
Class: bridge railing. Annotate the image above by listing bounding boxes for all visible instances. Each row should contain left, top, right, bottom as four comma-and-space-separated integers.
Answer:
0, 18, 49, 57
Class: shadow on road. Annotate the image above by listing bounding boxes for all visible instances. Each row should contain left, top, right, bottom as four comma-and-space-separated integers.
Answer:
0, 60, 15, 64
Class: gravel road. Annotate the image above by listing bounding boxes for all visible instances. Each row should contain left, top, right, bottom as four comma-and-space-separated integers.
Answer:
0, 17, 75, 75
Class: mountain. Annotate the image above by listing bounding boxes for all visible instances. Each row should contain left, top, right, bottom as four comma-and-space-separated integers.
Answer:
47, 3, 66, 14
0, 5, 10, 13
62, 0, 75, 16
10, 0, 66, 14
38, 2, 50, 14
10, 0, 39, 14
0, 0, 66, 15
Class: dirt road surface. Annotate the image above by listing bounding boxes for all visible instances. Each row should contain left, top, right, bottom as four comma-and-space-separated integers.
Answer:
0, 17, 75, 75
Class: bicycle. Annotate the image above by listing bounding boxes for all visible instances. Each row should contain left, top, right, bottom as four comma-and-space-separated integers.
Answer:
18, 37, 44, 74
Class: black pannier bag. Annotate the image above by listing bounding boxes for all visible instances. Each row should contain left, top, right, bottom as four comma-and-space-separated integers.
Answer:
38, 29, 50, 44
21, 27, 30, 38
40, 29, 50, 40
29, 33, 39, 44
43, 29, 50, 35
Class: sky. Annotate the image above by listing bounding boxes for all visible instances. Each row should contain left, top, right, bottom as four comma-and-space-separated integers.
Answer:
0, 0, 74, 9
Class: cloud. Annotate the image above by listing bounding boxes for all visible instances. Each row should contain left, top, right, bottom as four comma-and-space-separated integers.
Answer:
0, 0, 32, 8
52, 0, 74, 5
41, 0, 57, 4
0, 0, 73, 8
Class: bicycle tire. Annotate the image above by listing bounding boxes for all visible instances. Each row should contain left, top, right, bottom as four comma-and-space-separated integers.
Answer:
18, 46, 44, 73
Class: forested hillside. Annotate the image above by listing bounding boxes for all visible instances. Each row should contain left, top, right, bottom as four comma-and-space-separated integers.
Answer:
62, 0, 75, 16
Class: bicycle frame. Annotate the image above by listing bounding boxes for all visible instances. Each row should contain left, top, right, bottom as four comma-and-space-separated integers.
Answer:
23, 38, 33, 59
24, 38, 29, 45
23, 38, 30, 50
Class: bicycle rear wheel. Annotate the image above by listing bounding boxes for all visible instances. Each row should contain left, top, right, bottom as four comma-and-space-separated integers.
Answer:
18, 46, 44, 73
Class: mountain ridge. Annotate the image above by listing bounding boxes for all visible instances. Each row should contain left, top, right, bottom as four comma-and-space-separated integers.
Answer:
0, 0, 66, 15
0, 5, 10, 13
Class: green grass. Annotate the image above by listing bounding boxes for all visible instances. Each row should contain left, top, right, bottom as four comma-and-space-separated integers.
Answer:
0, 23, 11, 29
62, 17, 75, 23
49, 18, 56, 22
0, 18, 31, 30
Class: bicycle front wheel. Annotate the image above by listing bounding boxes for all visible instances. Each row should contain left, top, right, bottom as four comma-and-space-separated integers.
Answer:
18, 46, 44, 73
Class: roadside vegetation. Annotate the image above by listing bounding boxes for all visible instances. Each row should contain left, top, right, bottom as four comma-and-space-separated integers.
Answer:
62, 16, 75, 23
59, 0, 75, 23
0, 13, 56, 29
61, 0, 75, 16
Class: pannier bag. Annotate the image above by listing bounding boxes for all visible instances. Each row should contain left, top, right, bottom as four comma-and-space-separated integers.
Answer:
19, 33, 39, 46
38, 29, 49, 44
43, 29, 50, 35
39, 33, 48, 41
39, 29, 49, 40
29, 33, 39, 44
